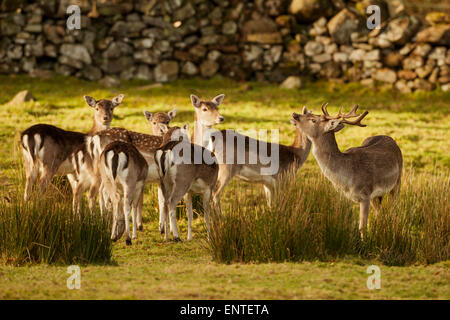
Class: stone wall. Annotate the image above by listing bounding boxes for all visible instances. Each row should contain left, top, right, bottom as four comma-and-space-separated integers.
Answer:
0, 0, 448, 92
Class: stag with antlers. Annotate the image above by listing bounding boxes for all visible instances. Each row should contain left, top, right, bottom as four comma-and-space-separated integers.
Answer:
290, 104, 403, 237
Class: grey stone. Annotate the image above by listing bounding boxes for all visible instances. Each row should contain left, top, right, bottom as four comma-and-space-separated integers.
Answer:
134, 50, 159, 65
304, 41, 323, 56
7, 90, 35, 105
60, 44, 91, 64
174, 3, 195, 21
402, 55, 424, 70
280, 76, 302, 89
82, 65, 103, 81
208, 50, 221, 61
222, 21, 237, 35
373, 68, 397, 83
154, 61, 179, 82
243, 45, 263, 62
385, 16, 421, 45
7, 45, 23, 60
200, 60, 219, 77
181, 61, 199, 76
327, 9, 360, 45
135, 64, 153, 81
58, 55, 83, 69
416, 25, 450, 46
333, 52, 349, 63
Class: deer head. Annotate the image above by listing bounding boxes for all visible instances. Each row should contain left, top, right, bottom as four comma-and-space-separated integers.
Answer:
290, 104, 368, 139
159, 123, 190, 146
190, 94, 225, 127
143, 109, 177, 136
84, 94, 124, 129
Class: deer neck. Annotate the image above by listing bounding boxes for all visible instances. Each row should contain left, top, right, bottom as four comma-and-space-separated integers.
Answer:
291, 127, 311, 163
193, 114, 210, 147
88, 119, 109, 135
311, 132, 350, 186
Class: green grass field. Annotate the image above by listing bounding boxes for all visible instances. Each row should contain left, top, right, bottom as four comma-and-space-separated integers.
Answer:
0, 74, 449, 299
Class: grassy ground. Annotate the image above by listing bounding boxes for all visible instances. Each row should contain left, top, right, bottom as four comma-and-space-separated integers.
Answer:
0, 75, 449, 299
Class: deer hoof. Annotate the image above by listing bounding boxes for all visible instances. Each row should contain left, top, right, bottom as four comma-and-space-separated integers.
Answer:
126, 239, 132, 246
173, 237, 181, 242
138, 224, 144, 231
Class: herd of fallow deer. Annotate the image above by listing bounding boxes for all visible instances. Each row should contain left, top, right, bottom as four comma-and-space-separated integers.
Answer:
20, 93, 402, 245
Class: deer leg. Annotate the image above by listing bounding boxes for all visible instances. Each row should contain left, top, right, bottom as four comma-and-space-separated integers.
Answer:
158, 186, 166, 234
184, 192, 193, 241
137, 191, 144, 231
133, 182, 145, 237
123, 187, 133, 246
359, 199, 370, 239
203, 188, 212, 237
38, 164, 58, 195
212, 165, 233, 212
110, 194, 120, 241
87, 180, 100, 213
23, 154, 38, 202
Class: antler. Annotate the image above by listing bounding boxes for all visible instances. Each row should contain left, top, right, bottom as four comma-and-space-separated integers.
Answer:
321, 103, 369, 127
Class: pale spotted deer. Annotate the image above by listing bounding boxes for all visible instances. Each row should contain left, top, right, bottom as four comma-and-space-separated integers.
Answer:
20, 94, 124, 201
69, 109, 177, 215
87, 125, 169, 232
155, 124, 218, 241
99, 141, 148, 245
290, 104, 403, 237
192, 99, 312, 209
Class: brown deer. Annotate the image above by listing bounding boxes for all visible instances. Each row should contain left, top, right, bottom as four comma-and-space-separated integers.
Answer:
144, 109, 177, 136
87, 125, 168, 232
99, 141, 148, 245
20, 94, 124, 201
155, 124, 218, 241
190, 94, 225, 147
202, 106, 312, 209
69, 109, 177, 216
290, 104, 403, 237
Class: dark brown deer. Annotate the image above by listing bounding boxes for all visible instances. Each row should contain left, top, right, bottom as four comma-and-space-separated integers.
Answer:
290, 104, 403, 237
20, 94, 124, 201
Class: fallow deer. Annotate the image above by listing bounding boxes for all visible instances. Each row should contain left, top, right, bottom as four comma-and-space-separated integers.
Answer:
99, 141, 148, 245
290, 104, 403, 237
87, 126, 167, 231
155, 124, 218, 241
20, 94, 124, 201
70, 109, 177, 216
193, 100, 312, 209
144, 109, 177, 136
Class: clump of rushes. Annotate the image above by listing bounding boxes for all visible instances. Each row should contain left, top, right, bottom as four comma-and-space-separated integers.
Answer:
208, 168, 449, 266
0, 183, 112, 265
364, 170, 449, 266
208, 168, 360, 264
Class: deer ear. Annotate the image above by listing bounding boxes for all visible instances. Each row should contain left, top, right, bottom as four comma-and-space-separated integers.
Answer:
212, 94, 225, 106
84, 95, 96, 108
190, 94, 201, 108
324, 119, 345, 132
302, 106, 310, 114
168, 109, 177, 120
158, 123, 169, 134
112, 94, 124, 108
143, 110, 153, 121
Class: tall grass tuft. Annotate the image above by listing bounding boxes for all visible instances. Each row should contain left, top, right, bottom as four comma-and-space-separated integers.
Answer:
208, 169, 449, 266
364, 170, 449, 265
0, 192, 112, 265
208, 169, 360, 264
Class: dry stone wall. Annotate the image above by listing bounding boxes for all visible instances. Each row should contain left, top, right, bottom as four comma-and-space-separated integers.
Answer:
0, 0, 448, 92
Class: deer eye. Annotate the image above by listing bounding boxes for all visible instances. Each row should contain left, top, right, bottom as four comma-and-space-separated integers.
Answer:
153, 122, 156, 125
202, 108, 208, 112
310, 119, 316, 123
